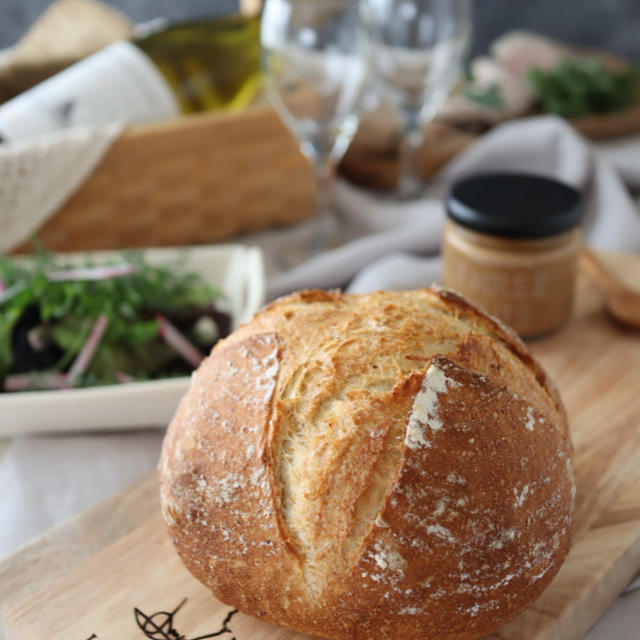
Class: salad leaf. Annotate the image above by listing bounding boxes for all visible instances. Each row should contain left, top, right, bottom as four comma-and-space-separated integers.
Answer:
528, 58, 639, 119
89, 339, 175, 383
0, 287, 37, 376
465, 83, 505, 110
0, 310, 18, 375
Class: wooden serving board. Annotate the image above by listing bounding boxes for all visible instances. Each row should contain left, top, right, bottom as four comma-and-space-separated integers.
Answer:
2, 252, 640, 640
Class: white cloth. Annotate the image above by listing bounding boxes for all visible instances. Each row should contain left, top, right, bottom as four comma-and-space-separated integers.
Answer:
257, 115, 640, 299
1, 115, 640, 639
0, 123, 122, 254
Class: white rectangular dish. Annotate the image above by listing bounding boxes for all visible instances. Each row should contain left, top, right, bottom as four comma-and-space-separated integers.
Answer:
0, 244, 265, 436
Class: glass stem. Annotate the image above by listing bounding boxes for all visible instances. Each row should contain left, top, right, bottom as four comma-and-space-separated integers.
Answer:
311, 155, 335, 252
398, 108, 424, 200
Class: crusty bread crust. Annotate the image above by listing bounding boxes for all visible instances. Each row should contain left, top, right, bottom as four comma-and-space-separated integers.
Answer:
159, 288, 575, 640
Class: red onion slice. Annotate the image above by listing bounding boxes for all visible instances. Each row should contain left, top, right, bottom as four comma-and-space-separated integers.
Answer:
46, 264, 135, 282
157, 314, 204, 368
66, 314, 109, 384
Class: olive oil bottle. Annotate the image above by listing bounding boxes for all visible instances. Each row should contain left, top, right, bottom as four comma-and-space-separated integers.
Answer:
0, 12, 261, 142
135, 14, 261, 114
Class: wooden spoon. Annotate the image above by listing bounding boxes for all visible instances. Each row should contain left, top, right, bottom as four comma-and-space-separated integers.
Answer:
579, 247, 640, 330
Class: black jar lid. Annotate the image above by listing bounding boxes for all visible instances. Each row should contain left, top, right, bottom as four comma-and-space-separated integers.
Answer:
446, 173, 583, 239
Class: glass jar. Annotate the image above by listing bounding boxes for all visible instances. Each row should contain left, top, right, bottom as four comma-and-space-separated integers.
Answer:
442, 173, 583, 338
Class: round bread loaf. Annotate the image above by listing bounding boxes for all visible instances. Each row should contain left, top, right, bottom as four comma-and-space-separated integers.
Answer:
159, 288, 575, 640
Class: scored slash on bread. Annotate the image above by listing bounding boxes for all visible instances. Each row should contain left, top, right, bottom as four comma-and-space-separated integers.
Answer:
159, 287, 575, 640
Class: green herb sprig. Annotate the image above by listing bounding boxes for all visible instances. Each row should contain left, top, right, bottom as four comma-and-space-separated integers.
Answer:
528, 58, 639, 119
464, 83, 505, 110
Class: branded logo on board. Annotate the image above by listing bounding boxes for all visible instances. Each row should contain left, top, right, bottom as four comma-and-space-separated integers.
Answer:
84, 599, 239, 640
51, 100, 75, 127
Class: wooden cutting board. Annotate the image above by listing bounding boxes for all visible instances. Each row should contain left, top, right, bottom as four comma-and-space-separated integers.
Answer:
2, 252, 640, 640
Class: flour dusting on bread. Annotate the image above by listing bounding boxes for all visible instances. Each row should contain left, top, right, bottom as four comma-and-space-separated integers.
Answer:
405, 361, 460, 449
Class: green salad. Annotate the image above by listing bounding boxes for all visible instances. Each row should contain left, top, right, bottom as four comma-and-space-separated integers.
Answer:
528, 58, 639, 118
465, 57, 638, 118
0, 250, 230, 392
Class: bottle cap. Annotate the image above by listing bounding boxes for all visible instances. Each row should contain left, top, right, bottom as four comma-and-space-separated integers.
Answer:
446, 173, 583, 239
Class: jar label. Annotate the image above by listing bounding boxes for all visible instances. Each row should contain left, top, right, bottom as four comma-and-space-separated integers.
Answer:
0, 41, 180, 141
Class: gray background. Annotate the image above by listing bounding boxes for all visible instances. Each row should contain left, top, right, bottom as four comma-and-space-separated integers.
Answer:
1, 0, 640, 60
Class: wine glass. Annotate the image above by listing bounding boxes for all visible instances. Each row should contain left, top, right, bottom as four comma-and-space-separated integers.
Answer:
261, 0, 367, 257
360, 0, 472, 199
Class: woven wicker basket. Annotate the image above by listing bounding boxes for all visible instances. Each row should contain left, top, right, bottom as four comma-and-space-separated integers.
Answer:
16, 105, 316, 253
16, 91, 640, 254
